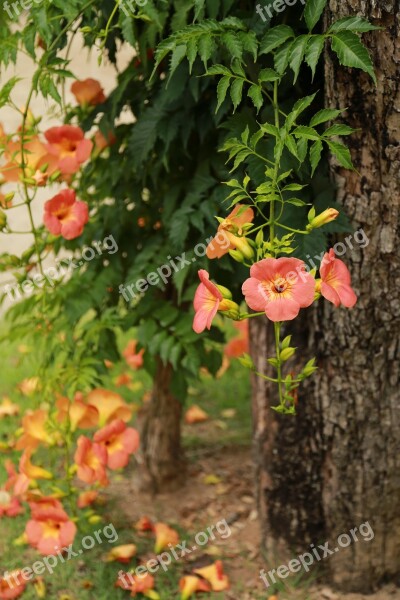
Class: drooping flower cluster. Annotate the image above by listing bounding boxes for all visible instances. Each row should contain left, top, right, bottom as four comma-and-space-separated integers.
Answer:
193, 203, 357, 412
0, 78, 113, 243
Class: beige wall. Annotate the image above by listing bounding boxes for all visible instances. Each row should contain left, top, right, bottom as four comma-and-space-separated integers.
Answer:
0, 32, 134, 309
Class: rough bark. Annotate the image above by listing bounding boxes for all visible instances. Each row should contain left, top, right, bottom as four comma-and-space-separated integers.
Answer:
138, 359, 185, 493
252, 2, 400, 592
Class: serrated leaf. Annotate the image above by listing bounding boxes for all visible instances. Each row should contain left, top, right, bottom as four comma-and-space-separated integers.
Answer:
297, 137, 308, 162
230, 78, 245, 112
207, 64, 232, 76
260, 25, 294, 55
261, 123, 279, 137
222, 32, 243, 61
274, 39, 293, 75
329, 16, 382, 33
305, 35, 324, 79
310, 140, 323, 175
248, 85, 263, 112
326, 139, 354, 169
187, 38, 198, 73
198, 34, 216, 68
293, 125, 320, 140
259, 68, 280, 83
323, 124, 355, 137
282, 183, 307, 191
310, 108, 343, 127
168, 44, 187, 83
238, 30, 258, 62
304, 0, 328, 31
193, 0, 206, 21
286, 93, 318, 129
285, 134, 299, 159
216, 76, 231, 112
289, 35, 309, 83
331, 31, 376, 83
286, 198, 307, 206
0, 77, 20, 109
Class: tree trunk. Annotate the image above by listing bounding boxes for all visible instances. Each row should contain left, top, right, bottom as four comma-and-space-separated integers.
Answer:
252, 2, 400, 592
138, 359, 185, 493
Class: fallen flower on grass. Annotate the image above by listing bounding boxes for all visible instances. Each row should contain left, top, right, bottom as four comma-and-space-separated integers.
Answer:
17, 377, 40, 397
193, 561, 229, 592
134, 516, 154, 532
179, 575, 211, 600
33, 577, 46, 598
116, 572, 159, 598
0, 571, 26, 599
153, 523, 179, 553
0, 398, 19, 418
105, 544, 137, 563
185, 405, 209, 425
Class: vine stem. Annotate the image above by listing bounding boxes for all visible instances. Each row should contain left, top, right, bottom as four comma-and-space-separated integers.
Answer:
270, 80, 280, 252
271, 82, 284, 406
274, 321, 284, 406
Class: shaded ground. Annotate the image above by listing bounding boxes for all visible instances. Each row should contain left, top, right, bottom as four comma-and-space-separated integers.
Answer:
110, 433, 400, 600
1, 330, 399, 599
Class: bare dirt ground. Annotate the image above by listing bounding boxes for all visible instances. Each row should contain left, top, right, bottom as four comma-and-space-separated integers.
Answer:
108, 442, 400, 600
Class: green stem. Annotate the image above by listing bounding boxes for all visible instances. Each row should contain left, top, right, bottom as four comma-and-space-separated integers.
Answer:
269, 81, 280, 255
239, 312, 265, 319
277, 223, 309, 235
274, 321, 284, 406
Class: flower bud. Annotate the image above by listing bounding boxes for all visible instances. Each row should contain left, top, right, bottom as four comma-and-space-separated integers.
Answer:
307, 208, 339, 230
88, 514, 103, 524
216, 285, 232, 299
280, 347, 296, 362
219, 299, 240, 319
303, 358, 317, 376
229, 249, 245, 263
238, 353, 255, 370
255, 229, 264, 247
33, 577, 46, 598
0, 209, 7, 230
234, 237, 255, 260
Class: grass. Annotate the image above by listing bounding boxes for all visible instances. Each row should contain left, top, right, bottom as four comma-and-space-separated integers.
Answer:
0, 320, 257, 599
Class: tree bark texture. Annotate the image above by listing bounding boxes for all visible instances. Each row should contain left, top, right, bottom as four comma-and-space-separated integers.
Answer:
252, 1, 400, 592
138, 359, 185, 493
